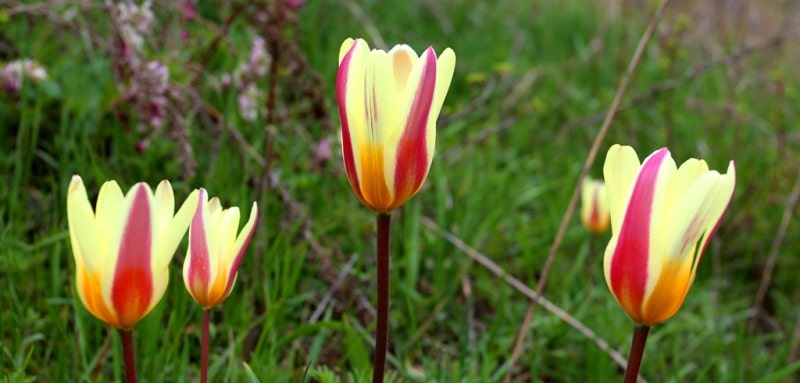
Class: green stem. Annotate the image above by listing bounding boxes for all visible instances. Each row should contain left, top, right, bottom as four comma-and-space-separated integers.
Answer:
623, 325, 650, 383
118, 329, 138, 383
202, 309, 210, 383
584, 233, 597, 295
372, 213, 392, 383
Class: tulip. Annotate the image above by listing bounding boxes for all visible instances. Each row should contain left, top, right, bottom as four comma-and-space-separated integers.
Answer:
336, 37, 455, 383
183, 188, 258, 383
580, 178, 610, 234
67, 175, 198, 382
337, 37, 456, 213
602, 144, 735, 382
183, 188, 258, 309
67, 175, 198, 329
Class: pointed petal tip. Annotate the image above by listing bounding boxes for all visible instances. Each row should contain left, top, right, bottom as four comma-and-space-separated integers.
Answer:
69, 175, 84, 192
248, 201, 259, 225
436, 47, 456, 71
339, 38, 363, 63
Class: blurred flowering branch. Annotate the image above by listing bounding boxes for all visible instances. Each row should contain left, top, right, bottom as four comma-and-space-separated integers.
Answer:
0, 59, 48, 95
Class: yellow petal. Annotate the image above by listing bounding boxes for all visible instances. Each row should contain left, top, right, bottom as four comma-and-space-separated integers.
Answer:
67, 176, 102, 272
156, 188, 198, 265
152, 180, 176, 254
226, 202, 259, 295
663, 158, 709, 213
602, 145, 641, 235
426, 47, 456, 161
341, 40, 371, 191
641, 257, 693, 325
217, 207, 241, 265
339, 38, 357, 64
643, 150, 677, 298
68, 176, 118, 326
231, 202, 258, 261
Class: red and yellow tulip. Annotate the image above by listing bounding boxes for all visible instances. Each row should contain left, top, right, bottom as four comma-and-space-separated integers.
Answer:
580, 178, 610, 234
183, 189, 258, 309
602, 145, 736, 326
67, 175, 198, 330
336, 38, 456, 212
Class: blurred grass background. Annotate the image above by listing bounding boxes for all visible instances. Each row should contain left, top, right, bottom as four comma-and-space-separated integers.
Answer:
1, 0, 800, 382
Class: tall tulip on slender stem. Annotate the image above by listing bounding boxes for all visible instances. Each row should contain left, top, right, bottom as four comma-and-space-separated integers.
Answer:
67, 175, 198, 382
183, 188, 258, 383
601, 145, 736, 382
336, 37, 455, 383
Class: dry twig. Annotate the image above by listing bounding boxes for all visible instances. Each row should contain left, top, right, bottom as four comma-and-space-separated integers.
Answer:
419, 216, 648, 383
750, 169, 800, 331
504, 1, 673, 380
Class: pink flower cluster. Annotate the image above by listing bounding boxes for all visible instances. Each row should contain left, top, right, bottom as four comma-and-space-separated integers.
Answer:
218, 37, 272, 122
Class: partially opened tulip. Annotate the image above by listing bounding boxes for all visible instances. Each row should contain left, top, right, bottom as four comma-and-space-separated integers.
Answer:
183, 188, 258, 383
184, 189, 258, 309
602, 144, 735, 382
580, 178, 610, 235
580, 177, 610, 284
336, 37, 455, 383
67, 175, 198, 382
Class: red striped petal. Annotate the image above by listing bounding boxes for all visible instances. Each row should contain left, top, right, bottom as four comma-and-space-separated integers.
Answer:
390, 47, 437, 210
337, 41, 364, 203
111, 184, 154, 329
223, 207, 257, 298
609, 148, 669, 322
187, 189, 211, 304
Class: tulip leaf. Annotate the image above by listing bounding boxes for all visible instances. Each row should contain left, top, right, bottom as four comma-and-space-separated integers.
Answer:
242, 362, 261, 383
752, 361, 800, 383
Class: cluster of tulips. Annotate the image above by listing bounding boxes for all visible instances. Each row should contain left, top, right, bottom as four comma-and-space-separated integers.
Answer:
68, 179, 257, 382
68, 37, 736, 382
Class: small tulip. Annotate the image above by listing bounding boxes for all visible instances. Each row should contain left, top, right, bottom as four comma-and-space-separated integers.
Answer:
602, 145, 735, 326
580, 178, 610, 234
183, 189, 258, 309
67, 175, 198, 330
336, 37, 456, 212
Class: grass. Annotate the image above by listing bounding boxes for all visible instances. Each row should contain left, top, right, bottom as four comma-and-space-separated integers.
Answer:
2, 0, 800, 382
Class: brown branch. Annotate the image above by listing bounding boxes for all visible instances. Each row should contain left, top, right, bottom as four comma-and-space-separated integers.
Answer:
750, 169, 800, 331
788, 303, 800, 366
504, 0, 673, 380
189, 4, 246, 85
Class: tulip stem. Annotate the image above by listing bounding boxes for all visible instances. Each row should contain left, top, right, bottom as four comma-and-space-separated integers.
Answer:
623, 325, 650, 383
584, 233, 597, 295
372, 212, 392, 383
587, 233, 597, 276
118, 329, 138, 383
201, 309, 210, 383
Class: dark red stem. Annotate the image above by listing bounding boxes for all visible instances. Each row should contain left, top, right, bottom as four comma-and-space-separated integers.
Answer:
623, 325, 650, 383
118, 329, 138, 383
201, 309, 210, 383
372, 213, 392, 383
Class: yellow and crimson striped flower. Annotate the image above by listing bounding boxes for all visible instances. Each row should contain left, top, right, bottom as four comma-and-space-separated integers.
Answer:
183, 189, 258, 309
602, 145, 735, 326
67, 175, 198, 330
336, 38, 456, 212
580, 178, 610, 234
